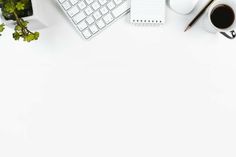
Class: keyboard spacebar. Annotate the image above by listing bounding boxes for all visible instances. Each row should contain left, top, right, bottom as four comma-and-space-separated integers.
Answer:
112, 1, 130, 18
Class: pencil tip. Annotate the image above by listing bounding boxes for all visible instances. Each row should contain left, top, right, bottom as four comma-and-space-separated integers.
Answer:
184, 26, 189, 32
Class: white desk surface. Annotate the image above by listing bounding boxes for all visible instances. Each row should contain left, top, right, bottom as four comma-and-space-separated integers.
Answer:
0, 0, 236, 156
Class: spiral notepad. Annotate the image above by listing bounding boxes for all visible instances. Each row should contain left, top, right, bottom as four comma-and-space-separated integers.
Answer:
131, 0, 165, 24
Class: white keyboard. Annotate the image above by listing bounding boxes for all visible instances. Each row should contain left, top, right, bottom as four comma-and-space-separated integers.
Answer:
57, 0, 130, 39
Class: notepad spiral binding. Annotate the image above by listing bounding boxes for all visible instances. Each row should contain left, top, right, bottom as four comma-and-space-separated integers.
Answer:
130, 0, 165, 25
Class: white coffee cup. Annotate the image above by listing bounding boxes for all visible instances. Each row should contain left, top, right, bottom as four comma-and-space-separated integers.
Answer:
203, 0, 236, 39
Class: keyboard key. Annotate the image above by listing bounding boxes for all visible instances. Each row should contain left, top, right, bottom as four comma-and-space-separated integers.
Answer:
100, 6, 108, 15
85, 0, 93, 5
59, 0, 66, 3
70, 0, 78, 5
114, 0, 122, 5
73, 12, 86, 24
96, 19, 105, 29
82, 29, 92, 39
77, 21, 87, 30
62, 1, 72, 10
93, 11, 102, 20
68, 6, 79, 17
78, 1, 86, 9
85, 6, 93, 15
107, 1, 115, 10
103, 13, 113, 24
91, 2, 100, 10
86, 16, 95, 24
89, 25, 99, 34
98, 0, 107, 5
112, 0, 129, 17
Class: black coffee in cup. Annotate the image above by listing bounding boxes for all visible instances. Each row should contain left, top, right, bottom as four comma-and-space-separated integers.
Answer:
210, 4, 235, 29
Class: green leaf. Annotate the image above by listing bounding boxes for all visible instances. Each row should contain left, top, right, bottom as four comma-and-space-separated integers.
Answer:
13, 32, 20, 40
16, 2, 25, 11
22, 21, 29, 27
0, 24, 5, 36
4, 2, 15, 13
23, 33, 34, 42
15, 25, 22, 31
0, 24, 5, 32
34, 32, 40, 40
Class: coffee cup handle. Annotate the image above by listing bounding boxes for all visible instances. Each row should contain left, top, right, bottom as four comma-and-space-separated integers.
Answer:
220, 30, 236, 39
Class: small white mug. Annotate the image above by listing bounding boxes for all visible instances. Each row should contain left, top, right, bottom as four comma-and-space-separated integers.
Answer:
203, 0, 236, 39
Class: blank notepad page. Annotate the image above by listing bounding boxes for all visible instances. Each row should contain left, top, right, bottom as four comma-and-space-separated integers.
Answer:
131, 0, 165, 24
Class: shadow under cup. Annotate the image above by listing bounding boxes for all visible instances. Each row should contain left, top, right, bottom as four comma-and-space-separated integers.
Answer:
209, 2, 236, 39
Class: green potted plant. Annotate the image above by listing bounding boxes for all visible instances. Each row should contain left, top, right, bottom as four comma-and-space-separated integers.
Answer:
0, 0, 42, 42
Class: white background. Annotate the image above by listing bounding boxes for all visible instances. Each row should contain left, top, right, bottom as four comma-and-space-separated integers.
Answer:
0, 0, 236, 157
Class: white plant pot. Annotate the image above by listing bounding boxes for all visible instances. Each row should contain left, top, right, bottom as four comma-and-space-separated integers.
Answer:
0, 0, 47, 30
